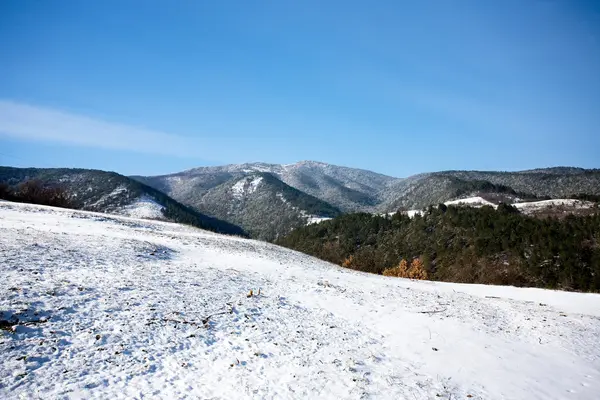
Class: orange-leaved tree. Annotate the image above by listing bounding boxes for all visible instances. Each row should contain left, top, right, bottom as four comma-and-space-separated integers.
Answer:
383, 257, 428, 280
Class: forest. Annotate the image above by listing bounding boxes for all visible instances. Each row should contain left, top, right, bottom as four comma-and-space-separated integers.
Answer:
277, 203, 600, 292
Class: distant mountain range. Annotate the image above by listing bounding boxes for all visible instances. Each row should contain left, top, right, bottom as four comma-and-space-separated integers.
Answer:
2, 162, 599, 241
135, 161, 600, 211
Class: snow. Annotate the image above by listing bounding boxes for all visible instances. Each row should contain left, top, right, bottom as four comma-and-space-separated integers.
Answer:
239, 166, 272, 173
513, 199, 594, 214
276, 192, 287, 203
1, 202, 600, 399
248, 177, 263, 193
116, 195, 165, 220
231, 180, 247, 198
402, 197, 596, 218
86, 185, 128, 208
167, 176, 183, 183
405, 209, 424, 218
306, 216, 332, 225
231, 177, 263, 199
401, 197, 496, 218
444, 196, 497, 208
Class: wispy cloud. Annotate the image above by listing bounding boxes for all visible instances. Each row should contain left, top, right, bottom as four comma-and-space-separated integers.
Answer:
0, 100, 203, 157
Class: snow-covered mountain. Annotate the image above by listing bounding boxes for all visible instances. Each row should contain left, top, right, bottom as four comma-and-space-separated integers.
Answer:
135, 167, 342, 241
1, 202, 599, 399
188, 172, 341, 241
134, 161, 398, 213
137, 162, 600, 217
0, 167, 245, 236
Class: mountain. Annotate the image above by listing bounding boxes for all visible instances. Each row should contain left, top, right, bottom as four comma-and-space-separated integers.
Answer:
136, 162, 600, 216
0, 166, 246, 236
134, 161, 397, 213
134, 162, 396, 238
385, 168, 600, 212
137, 169, 341, 241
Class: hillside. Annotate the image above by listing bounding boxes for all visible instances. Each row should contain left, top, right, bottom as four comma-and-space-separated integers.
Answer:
438, 168, 600, 200
383, 169, 600, 212
135, 169, 342, 241
277, 204, 600, 292
1, 202, 599, 399
190, 173, 341, 241
134, 161, 397, 213
0, 167, 245, 236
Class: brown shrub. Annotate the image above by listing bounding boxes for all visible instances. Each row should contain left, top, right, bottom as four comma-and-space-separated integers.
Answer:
383, 258, 428, 280
382, 259, 408, 277
408, 258, 428, 280
342, 255, 354, 268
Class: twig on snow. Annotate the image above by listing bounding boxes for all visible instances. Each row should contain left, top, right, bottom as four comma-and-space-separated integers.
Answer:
147, 306, 233, 328
418, 308, 447, 314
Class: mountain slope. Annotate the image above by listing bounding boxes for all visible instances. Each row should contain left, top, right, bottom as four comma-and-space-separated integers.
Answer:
1, 202, 599, 399
182, 172, 341, 241
383, 174, 531, 212
384, 168, 600, 212
0, 166, 246, 236
135, 161, 398, 213
442, 168, 600, 198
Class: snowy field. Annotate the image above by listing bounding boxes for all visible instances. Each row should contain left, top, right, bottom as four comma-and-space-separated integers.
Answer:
513, 199, 594, 214
444, 196, 497, 208
396, 197, 597, 220
1, 202, 600, 399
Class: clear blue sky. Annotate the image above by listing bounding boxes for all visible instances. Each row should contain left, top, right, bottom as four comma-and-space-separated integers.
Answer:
1, 1, 599, 177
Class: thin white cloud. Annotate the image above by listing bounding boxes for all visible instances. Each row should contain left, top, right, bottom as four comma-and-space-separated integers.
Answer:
0, 100, 203, 157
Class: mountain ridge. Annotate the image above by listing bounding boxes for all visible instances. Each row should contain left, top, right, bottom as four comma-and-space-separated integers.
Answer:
136, 161, 600, 214
0, 166, 246, 236
136, 169, 341, 241
3, 162, 599, 241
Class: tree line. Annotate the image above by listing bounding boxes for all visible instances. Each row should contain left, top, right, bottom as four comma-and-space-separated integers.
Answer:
276, 203, 600, 292
0, 180, 71, 208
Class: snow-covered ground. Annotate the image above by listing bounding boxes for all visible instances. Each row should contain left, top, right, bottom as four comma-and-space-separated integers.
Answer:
444, 196, 497, 208
115, 195, 165, 220
397, 197, 496, 218
1, 202, 600, 399
513, 199, 594, 214
306, 216, 332, 225
399, 197, 596, 219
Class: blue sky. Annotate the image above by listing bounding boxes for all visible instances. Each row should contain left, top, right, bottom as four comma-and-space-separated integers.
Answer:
1, 1, 599, 177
